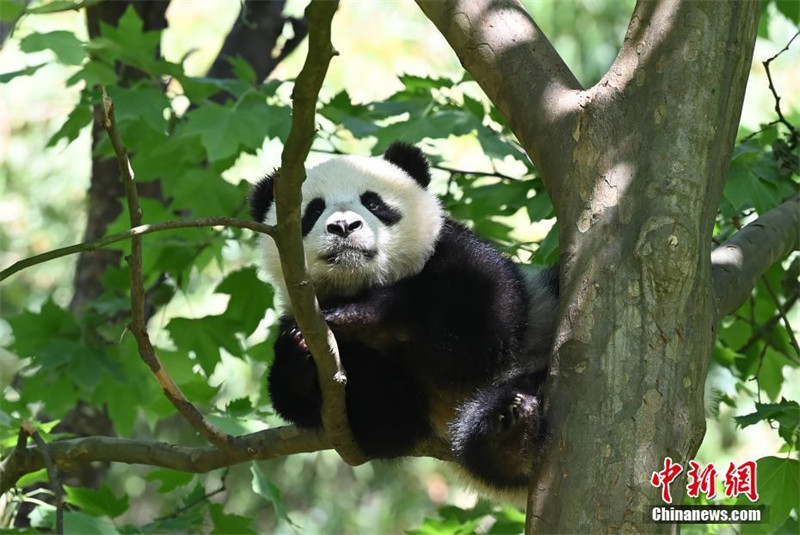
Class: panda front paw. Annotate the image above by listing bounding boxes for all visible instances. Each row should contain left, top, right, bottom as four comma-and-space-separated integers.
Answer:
267, 322, 322, 429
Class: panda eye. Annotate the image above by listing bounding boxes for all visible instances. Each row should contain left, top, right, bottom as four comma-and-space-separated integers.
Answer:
301, 198, 326, 236
360, 191, 402, 226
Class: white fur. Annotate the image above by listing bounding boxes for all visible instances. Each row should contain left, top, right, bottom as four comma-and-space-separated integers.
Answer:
259, 155, 444, 314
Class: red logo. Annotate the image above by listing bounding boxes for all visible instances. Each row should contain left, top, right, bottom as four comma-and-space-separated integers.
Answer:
651, 458, 760, 503
651, 457, 683, 504
724, 461, 759, 502
686, 460, 718, 499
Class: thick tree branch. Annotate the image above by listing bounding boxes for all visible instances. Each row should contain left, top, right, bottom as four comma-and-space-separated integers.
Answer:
416, 0, 581, 202
0, 218, 274, 282
712, 195, 800, 317
0, 426, 454, 496
101, 90, 235, 453
274, 0, 366, 466
207, 0, 308, 99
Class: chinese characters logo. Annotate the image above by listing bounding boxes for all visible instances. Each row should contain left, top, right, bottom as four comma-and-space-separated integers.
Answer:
651, 458, 759, 503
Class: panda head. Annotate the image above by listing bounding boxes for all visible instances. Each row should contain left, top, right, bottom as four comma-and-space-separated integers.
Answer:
250, 142, 444, 311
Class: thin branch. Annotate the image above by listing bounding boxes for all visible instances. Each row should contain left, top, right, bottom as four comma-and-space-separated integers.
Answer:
711, 195, 800, 317
739, 292, 799, 357
100, 89, 235, 453
0, 218, 274, 282
273, 0, 366, 466
0, 425, 453, 496
154, 473, 227, 522
415, 0, 580, 200
763, 31, 799, 135
762, 277, 800, 358
20, 422, 64, 535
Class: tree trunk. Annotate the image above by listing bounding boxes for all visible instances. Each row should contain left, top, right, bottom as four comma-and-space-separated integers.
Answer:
418, 0, 761, 532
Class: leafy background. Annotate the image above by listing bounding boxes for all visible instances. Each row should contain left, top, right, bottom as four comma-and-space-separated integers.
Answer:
0, 0, 797, 533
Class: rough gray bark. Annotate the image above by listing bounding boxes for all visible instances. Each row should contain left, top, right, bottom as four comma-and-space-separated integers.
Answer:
420, 0, 764, 533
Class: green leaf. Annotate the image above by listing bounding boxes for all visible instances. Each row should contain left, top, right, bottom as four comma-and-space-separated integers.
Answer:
320, 91, 381, 138
758, 348, 795, 402
215, 267, 273, 335
209, 503, 255, 535
227, 55, 257, 84
0, 64, 44, 83
774, 0, 799, 23
225, 397, 254, 416
98, 5, 160, 63
46, 104, 92, 147
65, 485, 129, 519
735, 399, 800, 445
251, 463, 294, 525
408, 504, 493, 535
146, 469, 196, 494
15, 469, 48, 488
20, 31, 86, 65
374, 110, 482, 152
8, 299, 80, 359
66, 60, 117, 87
182, 96, 289, 161
738, 457, 799, 534
107, 84, 169, 133
0, 0, 24, 21
25, 0, 102, 14
167, 316, 241, 375
167, 169, 242, 217
30, 506, 120, 534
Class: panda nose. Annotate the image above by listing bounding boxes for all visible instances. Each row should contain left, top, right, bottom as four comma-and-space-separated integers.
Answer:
326, 219, 363, 237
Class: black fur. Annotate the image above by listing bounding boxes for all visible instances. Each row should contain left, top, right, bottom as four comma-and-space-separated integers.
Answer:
383, 142, 431, 188
258, 145, 559, 492
302, 198, 326, 236
249, 170, 277, 223
268, 220, 556, 487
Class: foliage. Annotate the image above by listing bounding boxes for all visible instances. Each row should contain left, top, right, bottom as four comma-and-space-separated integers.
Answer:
0, 1, 797, 534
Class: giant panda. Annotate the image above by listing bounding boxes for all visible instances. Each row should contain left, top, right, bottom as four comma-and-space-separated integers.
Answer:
249, 142, 558, 499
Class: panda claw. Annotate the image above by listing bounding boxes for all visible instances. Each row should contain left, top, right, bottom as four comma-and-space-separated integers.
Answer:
289, 327, 309, 352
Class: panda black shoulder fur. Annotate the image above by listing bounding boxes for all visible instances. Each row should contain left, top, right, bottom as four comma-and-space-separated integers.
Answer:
249, 142, 558, 500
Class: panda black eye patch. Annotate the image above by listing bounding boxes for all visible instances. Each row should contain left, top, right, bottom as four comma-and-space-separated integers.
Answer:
302, 198, 326, 236
360, 191, 402, 226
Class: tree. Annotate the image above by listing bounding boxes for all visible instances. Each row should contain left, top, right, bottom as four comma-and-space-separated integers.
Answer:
1, 0, 797, 534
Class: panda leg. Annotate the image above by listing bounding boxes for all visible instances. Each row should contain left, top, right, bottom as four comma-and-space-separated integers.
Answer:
449, 375, 547, 488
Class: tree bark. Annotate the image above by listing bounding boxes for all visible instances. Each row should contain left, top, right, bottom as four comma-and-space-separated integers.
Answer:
420, 0, 763, 532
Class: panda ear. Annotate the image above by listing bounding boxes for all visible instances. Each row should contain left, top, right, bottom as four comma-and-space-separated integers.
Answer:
249, 169, 279, 222
383, 142, 431, 188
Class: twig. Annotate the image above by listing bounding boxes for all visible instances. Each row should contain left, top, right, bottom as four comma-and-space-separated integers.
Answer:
0, 217, 274, 282
20, 422, 64, 535
739, 291, 799, 357
763, 31, 799, 135
100, 88, 235, 453
272, 0, 367, 466
761, 277, 800, 359
154, 471, 228, 522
